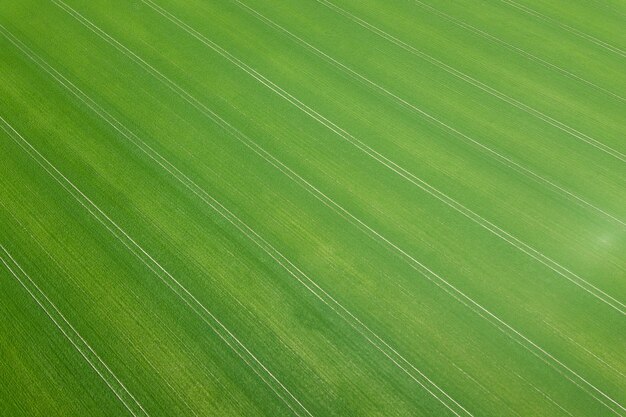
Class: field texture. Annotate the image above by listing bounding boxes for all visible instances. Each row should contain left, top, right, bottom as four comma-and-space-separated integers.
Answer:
0, 0, 624, 416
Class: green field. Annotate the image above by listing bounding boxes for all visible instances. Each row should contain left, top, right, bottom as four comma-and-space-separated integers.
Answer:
0, 0, 624, 415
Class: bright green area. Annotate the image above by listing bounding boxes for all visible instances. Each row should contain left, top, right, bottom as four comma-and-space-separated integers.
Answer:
0, 0, 624, 415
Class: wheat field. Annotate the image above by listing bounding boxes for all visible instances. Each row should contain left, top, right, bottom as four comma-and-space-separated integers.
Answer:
0, 0, 624, 416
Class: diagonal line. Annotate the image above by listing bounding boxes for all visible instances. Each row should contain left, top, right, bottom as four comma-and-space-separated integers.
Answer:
2, 11, 469, 417
138, 0, 626, 313
496, 0, 626, 58
228, 0, 626, 311
0, 243, 148, 417
0, 114, 311, 417
316, 0, 626, 163
409, 0, 626, 103
51, 1, 626, 413
15, 1, 626, 414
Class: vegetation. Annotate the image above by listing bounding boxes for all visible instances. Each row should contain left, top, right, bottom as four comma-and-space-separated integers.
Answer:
0, 0, 624, 415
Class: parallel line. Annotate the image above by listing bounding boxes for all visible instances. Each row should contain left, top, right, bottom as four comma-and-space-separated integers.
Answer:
41, 1, 625, 414
0, 241, 147, 417
8, 8, 471, 416
410, 0, 625, 102
497, 0, 626, 58
107, 1, 626, 413
0, 111, 310, 417
317, 0, 626, 162
230, 0, 626, 310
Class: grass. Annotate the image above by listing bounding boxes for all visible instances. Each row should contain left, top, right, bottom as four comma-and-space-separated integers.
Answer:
0, 0, 624, 415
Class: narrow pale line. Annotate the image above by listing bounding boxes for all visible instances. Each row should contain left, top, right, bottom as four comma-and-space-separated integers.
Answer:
11, 1, 624, 412
541, 320, 626, 379
587, 1, 626, 20
22, 1, 620, 412
155, 0, 626, 382
94, 2, 626, 413
410, 0, 626, 103
316, 0, 626, 163
497, 0, 626, 58
136, 0, 625, 315
233, 0, 626, 229
37, 1, 625, 413
230, 0, 626, 311
30, 4, 474, 416
0, 199, 201, 412
0, 244, 147, 417
513, 372, 574, 417
0, 115, 310, 417
447, 362, 523, 417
